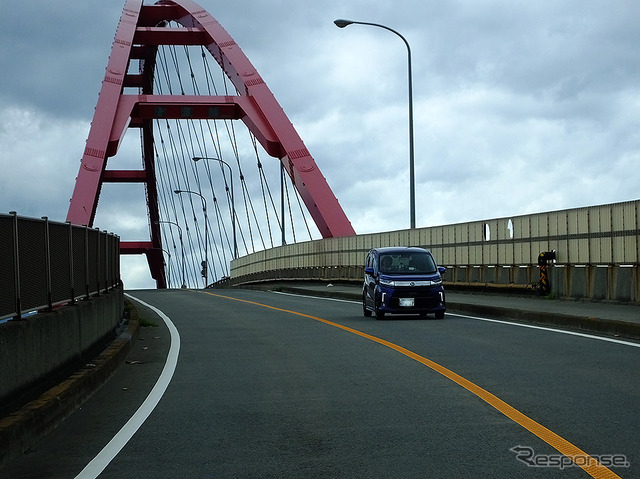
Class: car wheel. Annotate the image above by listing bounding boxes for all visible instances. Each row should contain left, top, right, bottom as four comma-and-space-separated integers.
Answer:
435, 311, 445, 319
363, 292, 372, 317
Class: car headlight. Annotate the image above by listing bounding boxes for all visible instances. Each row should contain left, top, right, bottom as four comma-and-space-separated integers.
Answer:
432, 277, 442, 285
379, 278, 395, 287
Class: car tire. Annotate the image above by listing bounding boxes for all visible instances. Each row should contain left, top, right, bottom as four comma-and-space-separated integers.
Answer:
375, 302, 385, 320
435, 311, 445, 319
363, 292, 372, 317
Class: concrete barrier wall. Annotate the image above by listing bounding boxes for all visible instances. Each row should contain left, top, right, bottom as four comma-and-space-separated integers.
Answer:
229, 200, 640, 303
0, 288, 124, 407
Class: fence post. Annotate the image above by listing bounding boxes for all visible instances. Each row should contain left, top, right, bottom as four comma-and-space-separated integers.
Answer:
67, 222, 76, 304
41, 216, 53, 311
10, 212, 21, 319
104, 232, 109, 292
84, 225, 90, 299
95, 228, 102, 295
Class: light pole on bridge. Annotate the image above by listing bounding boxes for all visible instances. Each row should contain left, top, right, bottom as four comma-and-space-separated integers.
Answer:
155, 220, 186, 288
174, 189, 208, 288
160, 249, 171, 289
192, 156, 238, 260
334, 18, 416, 229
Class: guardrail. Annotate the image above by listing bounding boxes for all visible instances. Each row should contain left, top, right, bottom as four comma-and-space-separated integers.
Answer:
0, 213, 121, 321
229, 200, 640, 302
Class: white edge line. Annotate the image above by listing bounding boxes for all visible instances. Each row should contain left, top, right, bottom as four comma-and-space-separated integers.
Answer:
75, 294, 181, 479
271, 290, 640, 348
450, 312, 640, 348
270, 289, 356, 304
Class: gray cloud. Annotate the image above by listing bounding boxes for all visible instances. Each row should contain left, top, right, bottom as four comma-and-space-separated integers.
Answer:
2, 0, 639, 288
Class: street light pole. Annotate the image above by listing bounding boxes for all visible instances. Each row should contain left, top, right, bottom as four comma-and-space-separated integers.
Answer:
334, 18, 416, 229
160, 249, 171, 289
192, 156, 238, 259
174, 189, 208, 288
156, 220, 186, 288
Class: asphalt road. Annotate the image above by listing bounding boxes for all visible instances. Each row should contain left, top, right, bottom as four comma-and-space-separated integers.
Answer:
2, 289, 638, 478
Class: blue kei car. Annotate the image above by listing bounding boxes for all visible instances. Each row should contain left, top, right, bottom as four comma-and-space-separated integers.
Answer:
363, 247, 446, 320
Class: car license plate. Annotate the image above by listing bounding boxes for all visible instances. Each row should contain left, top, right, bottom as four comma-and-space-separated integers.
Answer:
399, 298, 415, 307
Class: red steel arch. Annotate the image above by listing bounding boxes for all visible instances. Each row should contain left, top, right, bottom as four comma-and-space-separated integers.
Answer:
66, 0, 355, 288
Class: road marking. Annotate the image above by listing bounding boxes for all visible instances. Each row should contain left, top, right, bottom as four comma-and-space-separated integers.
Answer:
272, 292, 357, 304
204, 290, 622, 479
450, 312, 640, 348
75, 294, 181, 479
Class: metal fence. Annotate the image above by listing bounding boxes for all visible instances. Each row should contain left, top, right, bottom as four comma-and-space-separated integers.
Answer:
0, 213, 121, 320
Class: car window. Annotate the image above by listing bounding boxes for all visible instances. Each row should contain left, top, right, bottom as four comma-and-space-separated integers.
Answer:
379, 252, 437, 274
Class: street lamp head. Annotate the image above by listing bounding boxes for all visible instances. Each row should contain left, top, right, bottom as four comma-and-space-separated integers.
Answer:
334, 19, 354, 28
192, 156, 220, 162
174, 189, 182, 194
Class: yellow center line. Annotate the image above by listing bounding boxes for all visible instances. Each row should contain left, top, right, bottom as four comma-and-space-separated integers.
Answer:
202, 290, 621, 479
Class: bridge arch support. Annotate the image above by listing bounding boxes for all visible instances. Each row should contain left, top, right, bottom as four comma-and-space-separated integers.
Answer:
66, 0, 355, 288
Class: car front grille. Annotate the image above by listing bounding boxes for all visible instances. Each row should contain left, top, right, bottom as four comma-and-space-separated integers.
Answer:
388, 287, 443, 309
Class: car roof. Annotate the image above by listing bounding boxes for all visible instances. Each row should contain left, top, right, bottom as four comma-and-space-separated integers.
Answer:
372, 246, 431, 254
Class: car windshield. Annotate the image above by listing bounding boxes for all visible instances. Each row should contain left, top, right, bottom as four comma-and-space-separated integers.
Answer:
379, 252, 437, 275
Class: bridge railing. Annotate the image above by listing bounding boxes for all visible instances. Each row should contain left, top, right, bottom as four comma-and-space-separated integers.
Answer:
229, 200, 640, 302
0, 213, 121, 321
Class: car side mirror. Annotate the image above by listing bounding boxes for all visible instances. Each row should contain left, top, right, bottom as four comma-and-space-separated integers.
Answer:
438, 267, 446, 275
364, 266, 375, 275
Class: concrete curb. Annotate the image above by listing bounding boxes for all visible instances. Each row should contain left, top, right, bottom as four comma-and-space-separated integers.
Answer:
0, 302, 140, 471
264, 284, 640, 341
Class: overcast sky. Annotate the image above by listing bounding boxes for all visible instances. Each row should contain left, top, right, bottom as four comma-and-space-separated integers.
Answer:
2, 0, 639, 289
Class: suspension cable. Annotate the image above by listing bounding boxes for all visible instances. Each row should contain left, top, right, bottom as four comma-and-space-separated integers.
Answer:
145, 38, 320, 286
